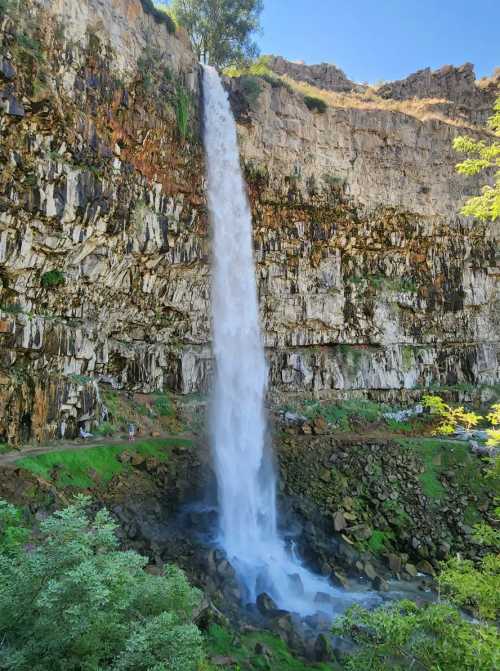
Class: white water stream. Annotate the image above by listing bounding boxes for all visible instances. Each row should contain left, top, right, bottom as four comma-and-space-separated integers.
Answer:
203, 66, 369, 616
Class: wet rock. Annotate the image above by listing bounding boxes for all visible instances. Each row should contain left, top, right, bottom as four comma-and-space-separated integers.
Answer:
333, 510, 347, 532
287, 572, 305, 596
256, 592, 278, 616
331, 570, 350, 589
305, 611, 331, 630
314, 591, 334, 605
314, 633, 335, 662
416, 560, 435, 576
405, 563, 418, 578
372, 576, 389, 592
387, 553, 402, 573
216, 559, 236, 580
131, 453, 146, 466
363, 562, 377, 580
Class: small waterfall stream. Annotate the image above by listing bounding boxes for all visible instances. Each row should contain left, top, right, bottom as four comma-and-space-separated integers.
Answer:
202, 65, 358, 616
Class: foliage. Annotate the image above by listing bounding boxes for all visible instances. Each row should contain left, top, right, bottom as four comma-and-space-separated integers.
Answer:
154, 393, 175, 417
396, 437, 488, 500
300, 398, 383, 431
0, 501, 29, 555
453, 97, 500, 221
0, 497, 204, 671
438, 554, 500, 621
16, 438, 192, 489
171, 0, 263, 68
304, 95, 327, 113
41, 270, 65, 289
239, 75, 263, 108
367, 529, 395, 554
334, 600, 499, 671
206, 624, 333, 671
175, 85, 190, 140
142, 0, 176, 33
422, 394, 482, 434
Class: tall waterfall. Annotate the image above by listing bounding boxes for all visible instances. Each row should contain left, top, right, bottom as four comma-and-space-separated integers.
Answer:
203, 65, 358, 616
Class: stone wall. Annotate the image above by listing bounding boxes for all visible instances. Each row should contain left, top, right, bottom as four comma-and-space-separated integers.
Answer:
1, 0, 498, 443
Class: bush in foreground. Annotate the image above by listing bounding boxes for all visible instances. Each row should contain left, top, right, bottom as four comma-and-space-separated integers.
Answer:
0, 497, 204, 671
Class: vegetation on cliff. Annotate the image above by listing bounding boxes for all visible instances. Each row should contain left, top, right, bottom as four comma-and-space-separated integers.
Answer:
453, 96, 500, 221
170, 0, 263, 67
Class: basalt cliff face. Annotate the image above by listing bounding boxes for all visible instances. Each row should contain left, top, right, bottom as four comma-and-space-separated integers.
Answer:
0, 0, 498, 443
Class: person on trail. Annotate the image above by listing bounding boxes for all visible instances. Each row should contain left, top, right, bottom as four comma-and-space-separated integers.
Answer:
128, 423, 136, 442
79, 426, 93, 439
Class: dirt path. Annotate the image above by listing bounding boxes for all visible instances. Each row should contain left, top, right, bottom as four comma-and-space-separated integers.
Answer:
0, 431, 195, 468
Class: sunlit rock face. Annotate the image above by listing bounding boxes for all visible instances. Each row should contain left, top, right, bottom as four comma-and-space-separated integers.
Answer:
0, 2, 498, 443
229, 72, 499, 401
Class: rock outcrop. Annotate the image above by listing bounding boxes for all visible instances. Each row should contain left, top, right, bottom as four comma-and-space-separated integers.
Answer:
0, 0, 498, 443
266, 55, 358, 93
376, 63, 500, 125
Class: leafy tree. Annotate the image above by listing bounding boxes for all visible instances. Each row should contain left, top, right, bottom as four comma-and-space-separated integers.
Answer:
438, 554, 500, 621
0, 496, 204, 671
453, 96, 500, 221
422, 394, 482, 434
334, 600, 499, 671
170, 0, 263, 68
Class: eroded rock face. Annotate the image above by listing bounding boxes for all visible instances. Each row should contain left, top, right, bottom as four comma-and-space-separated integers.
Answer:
266, 55, 358, 93
376, 63, 499, 125
0, 0, 208, 442
231, 77, 499, 400
0, 0, 498, 443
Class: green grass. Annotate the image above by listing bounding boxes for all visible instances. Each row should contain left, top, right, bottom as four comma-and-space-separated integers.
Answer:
396, 437, 485, 501
367, 529, 395, 554
153, 393, 175, 418
41, 270, 65, 289
16, 438, 192, 489
206, 625, 335, 671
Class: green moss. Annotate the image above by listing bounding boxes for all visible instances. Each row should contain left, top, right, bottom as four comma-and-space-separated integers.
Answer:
367, 529, 395, 554
304, 95, 328, 113
16, 438, 191, 490
206, 625, 335, 671
41, 270, 65, 289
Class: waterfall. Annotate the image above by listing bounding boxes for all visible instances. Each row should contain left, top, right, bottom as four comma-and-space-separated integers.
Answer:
202, 65, 366, 616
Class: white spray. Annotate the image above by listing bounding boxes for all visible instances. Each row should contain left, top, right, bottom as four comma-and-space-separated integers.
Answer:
203, 65, 365, 616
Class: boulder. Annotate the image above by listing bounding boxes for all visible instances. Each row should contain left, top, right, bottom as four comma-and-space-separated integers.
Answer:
256, 592, 278, 616
333, 510, 347, 532
416, 560, 436, 576
314, 633, 335, 662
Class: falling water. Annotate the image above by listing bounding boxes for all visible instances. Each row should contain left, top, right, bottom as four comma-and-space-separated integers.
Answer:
203, 65, 368, 616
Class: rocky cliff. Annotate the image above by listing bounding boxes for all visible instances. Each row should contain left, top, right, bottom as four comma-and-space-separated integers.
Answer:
0, 0, 498, 444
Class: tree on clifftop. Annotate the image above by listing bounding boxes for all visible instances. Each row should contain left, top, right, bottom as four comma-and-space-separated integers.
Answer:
170, 0, 263, 68
453, 96, 500, 221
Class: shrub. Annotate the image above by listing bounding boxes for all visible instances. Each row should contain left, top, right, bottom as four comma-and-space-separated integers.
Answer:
334, 600, 499, 671
175, 85, 190, 140
304, 95, 327, 113
0, 497, 204, 671
239, 75, 262, 108
439, 554, 500, 621
142, 0, 176, 33
41, 270, 65, 289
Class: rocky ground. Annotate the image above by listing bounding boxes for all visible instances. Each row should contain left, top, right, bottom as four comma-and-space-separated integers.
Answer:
1, 387, 497, 666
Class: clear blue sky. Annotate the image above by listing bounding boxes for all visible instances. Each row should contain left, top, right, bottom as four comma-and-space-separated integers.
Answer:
162, 0, 499, 82
259, 0, 499, 83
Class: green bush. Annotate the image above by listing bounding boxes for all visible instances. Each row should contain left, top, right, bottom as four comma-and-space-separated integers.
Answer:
335, 601, 499, 671
239, 75, 262, 108
41, 270, 65, 289
0, 497, 204, 671
142, 0, 176, 33
175, 85, 190, 140
304, 95, 327, 113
